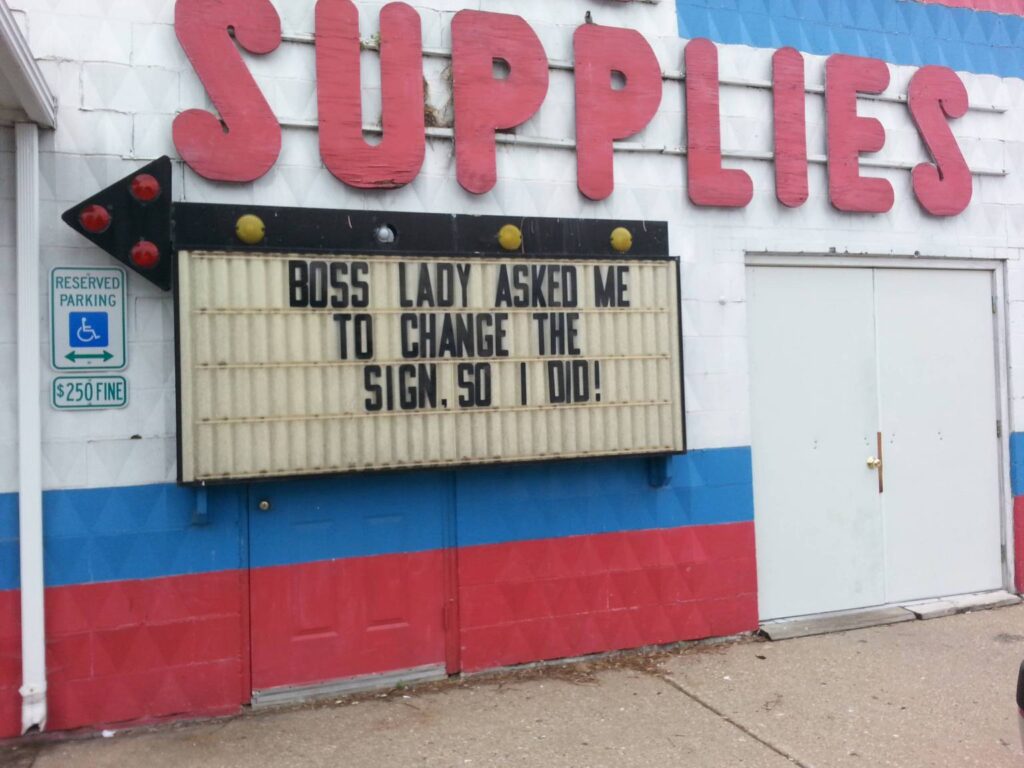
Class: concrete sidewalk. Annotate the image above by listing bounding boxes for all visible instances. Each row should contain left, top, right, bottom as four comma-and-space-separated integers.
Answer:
4, 605, 1023, 768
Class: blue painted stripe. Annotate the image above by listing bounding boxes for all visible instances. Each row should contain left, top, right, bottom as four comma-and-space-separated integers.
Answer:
1, 448, 753, 589
0, 484, 246, 591
0, 493, 16, 591
249, 448, 753, 568
248, 469, 453, 569
1010, 432, 1024, 496
455, 448, 753, 547
676, 0, 1024, 78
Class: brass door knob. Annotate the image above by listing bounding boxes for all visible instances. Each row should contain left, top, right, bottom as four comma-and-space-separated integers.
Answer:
866, 457, 882, 470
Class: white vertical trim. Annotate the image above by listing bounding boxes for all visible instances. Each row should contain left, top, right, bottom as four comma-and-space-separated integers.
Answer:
15, 121, 46, 734
992, 265, 1015, 594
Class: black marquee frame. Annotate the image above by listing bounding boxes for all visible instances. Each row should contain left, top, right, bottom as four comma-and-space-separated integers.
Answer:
61, 156, 687, 486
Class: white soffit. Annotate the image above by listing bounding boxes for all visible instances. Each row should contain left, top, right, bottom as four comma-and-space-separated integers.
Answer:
0, 1, 54, 127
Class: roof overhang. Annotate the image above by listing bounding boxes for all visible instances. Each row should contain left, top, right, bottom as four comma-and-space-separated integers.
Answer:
0, 0, 54, 128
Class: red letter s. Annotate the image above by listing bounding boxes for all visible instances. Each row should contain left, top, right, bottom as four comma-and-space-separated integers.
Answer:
908, 66, 972, 217
174, 0, 281, 182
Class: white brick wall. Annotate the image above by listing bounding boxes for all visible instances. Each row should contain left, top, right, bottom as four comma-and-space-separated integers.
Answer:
3, 0, 1023, 491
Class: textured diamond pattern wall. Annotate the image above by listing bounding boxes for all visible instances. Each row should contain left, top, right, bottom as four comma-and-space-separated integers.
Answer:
676, 0, 1024, 76
4, 0, 1024, 738
459, 523, 757, 671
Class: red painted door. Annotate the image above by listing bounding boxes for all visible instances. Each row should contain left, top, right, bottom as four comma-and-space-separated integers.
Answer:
248, 474, 453, 694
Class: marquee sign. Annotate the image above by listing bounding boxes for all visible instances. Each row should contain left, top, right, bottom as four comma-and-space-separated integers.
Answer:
61, 158, 685, 484
177, 249, 683, 482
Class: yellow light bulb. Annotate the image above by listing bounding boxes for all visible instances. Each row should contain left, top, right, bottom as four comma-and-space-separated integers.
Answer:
235, 214, 266, 245
610, 227, 633, 254
498, 224, 523, 251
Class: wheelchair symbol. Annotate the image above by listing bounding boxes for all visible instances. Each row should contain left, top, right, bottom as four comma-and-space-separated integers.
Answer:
76, 317, 99, 343
68, 312, 109, 349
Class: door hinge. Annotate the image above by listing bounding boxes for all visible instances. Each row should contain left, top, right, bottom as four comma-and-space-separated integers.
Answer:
993, 295, 998, 314
997, 420, 1003, 438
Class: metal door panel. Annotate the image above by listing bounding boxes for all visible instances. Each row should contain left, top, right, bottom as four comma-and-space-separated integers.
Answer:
874, 269, 1002, 601
748, 266, 885, 620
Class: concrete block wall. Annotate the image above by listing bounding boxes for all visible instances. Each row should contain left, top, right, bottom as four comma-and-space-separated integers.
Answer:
5, 0, 1023, 481
1, 0, 1023, 735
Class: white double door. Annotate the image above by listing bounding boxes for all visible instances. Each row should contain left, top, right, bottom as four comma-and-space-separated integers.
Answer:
748, 266, 1004, 621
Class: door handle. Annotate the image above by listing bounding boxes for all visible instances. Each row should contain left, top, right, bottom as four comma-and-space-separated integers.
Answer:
257, 499, 271, 511
869, 431, 884, 494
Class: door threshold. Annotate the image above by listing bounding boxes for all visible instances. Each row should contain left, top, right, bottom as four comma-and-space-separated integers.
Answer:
760, 590, 1021, 641
900, 589, 1021, 620
760, 605, 914, 641
251, 663, 447, 709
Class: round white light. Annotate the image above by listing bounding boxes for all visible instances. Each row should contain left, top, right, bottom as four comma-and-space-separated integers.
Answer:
374, 224, 396, 244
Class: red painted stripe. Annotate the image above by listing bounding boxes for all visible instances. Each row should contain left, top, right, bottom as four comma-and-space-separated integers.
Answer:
457, 522, 758, 672
1014, 497, 1024, 594
0, 522, 759, 737
0, 571, 246, 739
916, 0, 1024, 16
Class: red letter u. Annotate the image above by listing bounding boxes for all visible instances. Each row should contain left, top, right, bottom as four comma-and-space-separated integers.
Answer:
316, 0, 425, 189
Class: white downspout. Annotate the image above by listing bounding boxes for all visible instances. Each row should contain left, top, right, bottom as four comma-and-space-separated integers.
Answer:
15, 121, 46, 734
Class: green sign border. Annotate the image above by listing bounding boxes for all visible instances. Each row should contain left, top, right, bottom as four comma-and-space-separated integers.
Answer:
51, 375, 129, 411
50, 266, 128, 371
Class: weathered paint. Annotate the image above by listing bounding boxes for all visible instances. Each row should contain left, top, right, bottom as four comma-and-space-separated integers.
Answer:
315, 0, 425, 189
907, 66, 973, 216
771, 48, 809, 209
684, 38, 754, 208
916, 0, 1024, 15
458, 522, 757, 672
573, 23, 662, 201
4, 0, 1024, 737
0, 571, 247, 737
172, 0, 282, 181
825, 54, 895, 214
451, 10, 549, 195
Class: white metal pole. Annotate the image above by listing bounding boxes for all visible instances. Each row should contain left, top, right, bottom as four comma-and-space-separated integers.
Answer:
15, 121, 46, 734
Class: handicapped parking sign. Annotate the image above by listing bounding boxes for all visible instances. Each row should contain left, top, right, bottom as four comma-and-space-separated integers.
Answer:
51, 267, 126, 370
69, 312, 109, 348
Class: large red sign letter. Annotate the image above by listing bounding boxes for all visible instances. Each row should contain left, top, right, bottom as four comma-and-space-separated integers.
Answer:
451, 11, 549, 195
685, 39, 752, 208
316, 0, 424, 189
908, 66, 972, 217
173, 0, 281, 182
574, 24, 662, 201
825, 54, 894, 213
772, 48, 808, 208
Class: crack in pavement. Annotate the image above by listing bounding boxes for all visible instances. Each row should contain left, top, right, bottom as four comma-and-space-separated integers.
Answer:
655, 673, 813, 768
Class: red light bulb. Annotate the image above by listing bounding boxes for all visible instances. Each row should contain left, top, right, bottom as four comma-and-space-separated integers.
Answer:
130, 240, 160, 270
130, 173, 161, 202
78, 204, 111, 234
